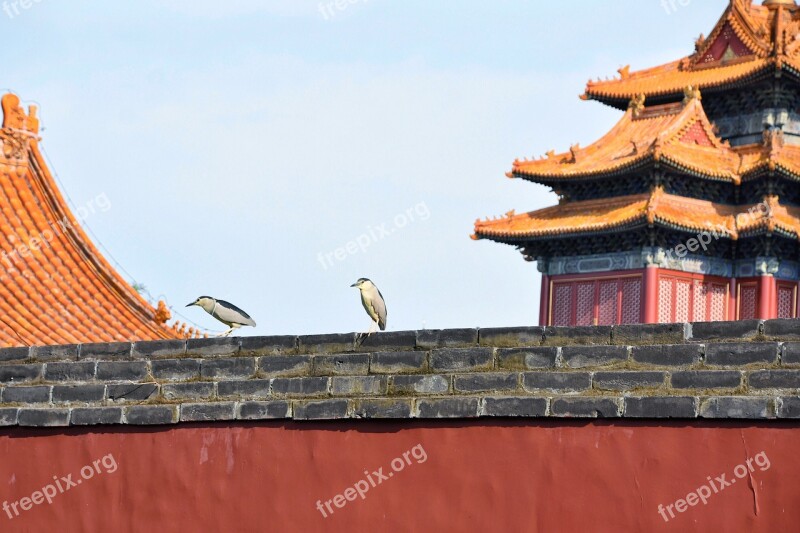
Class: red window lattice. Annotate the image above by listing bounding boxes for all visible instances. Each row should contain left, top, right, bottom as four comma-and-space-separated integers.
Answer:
710, 285, 726, 322
621, 279, 642, 325
777, 283, 797, 319
738, 284, 757, 320
659, 275, 728, 323
598, 281, 618, 326
550, 276, 642, 326
552, 284, 573, 327
576, 283, 595, 326
658, 279, 673, 324
675, 281, 691, 323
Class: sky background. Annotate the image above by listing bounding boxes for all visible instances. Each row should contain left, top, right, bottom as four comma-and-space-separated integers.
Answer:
2, 0, 731, 335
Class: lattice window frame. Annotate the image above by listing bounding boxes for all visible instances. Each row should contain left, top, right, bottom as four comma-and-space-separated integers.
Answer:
549, 274, 643, 326
658, 273, 730, 323
777, 282, 798, 320
738, 283, 757, 321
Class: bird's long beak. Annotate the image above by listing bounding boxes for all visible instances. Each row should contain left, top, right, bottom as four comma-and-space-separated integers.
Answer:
350, 283, 358, 288
185, 302, 195, 307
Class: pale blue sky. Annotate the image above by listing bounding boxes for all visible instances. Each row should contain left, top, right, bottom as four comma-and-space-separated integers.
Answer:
2, 0, 729, 335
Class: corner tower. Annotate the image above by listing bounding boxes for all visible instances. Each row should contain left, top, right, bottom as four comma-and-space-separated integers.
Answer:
474, 1, 800, 326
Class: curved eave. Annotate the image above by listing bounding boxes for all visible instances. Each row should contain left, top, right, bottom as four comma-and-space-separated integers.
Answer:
511, 155, 652, 183
740, 161, 800, 182
473, 218, 648, 244
512, 154, 738, 185
652, 216, 737, 240
583, 59, 781, 111
656, 155, 740, 184
738, 226, 798, 240
474, 215, 743, 246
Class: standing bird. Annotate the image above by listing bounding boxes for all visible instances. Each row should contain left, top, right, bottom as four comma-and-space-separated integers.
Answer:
351, 278, 387, 341
186, 296, 256, 337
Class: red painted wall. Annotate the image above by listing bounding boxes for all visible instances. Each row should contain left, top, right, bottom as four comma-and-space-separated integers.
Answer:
1, 422, 798, 532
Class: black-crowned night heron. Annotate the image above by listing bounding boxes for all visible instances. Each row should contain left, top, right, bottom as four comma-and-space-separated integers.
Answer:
351, 278, 387, 340
186, 296, 256, 337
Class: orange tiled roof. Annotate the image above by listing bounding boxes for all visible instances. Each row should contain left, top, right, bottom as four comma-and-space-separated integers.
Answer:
583, 1, 800, 106
737, 195, 800, 237
0, 93, 197, 346
739, 133, 800, 176
472, 187, 800, 243
511, 96, 741, 183
473, 194, 650, 241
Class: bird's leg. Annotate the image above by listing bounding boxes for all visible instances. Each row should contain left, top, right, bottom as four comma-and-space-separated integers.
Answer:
356, 321, 377, 346
217, 324, 241, 338
355, 321, 378, 347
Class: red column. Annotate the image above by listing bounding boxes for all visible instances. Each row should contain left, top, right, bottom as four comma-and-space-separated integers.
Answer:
539, 275, 550, 326
643, 266, 659, 324
728, 278, 737, 321
757, 275, 776, 320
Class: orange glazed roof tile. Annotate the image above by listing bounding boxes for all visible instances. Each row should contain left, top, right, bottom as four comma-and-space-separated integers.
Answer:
0, 93, 197, 347
583, 1, 800, 106
473, 194, 650, 241
511, 96, 742, 183
472, 188, 800, 243
739, 133, 800, 177
737, 195, 800, 237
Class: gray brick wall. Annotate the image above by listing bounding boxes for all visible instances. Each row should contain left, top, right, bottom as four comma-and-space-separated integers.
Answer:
1, 319, 799, 426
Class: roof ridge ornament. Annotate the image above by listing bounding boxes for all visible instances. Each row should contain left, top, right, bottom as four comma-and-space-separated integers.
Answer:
1, 93, 39, 135
763, 128, 785, 166
646, 186, 665, 225
568, 143, 581, 163
628, 93, 646, 117
683, 85, 702, 103
695, 33, 707, 52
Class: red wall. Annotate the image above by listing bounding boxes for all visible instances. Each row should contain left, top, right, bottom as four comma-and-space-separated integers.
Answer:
1, 422, 799, 532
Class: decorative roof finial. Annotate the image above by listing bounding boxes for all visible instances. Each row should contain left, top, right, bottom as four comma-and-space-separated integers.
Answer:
1, 93, 39, 134
695, 34, 706, 52
569, 143, 581, 163
155, 300, 171, 323
683, 85, 702, 103
628, 93, 646, 117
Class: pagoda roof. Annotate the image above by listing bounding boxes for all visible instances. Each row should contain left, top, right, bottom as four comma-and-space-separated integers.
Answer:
739, 133, 800, 178
738, 195, 800, 238
511, 96, 742, 183
472, 187, 800, 244
0, 93, 195, 346
583, 0, 800, 108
